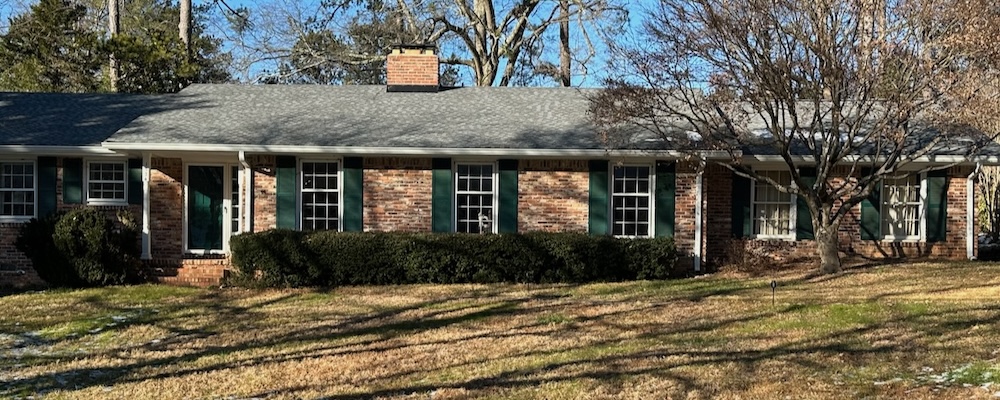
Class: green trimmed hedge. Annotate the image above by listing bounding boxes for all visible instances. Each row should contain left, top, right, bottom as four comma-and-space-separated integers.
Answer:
16, 207, 141, 287
228, 230, 679, 288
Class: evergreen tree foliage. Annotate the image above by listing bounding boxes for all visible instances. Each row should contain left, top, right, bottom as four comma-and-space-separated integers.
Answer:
0, 0, 230, 93
0, 0, 104, 92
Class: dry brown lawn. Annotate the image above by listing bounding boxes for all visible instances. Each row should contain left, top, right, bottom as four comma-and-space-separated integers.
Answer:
3, 261, 1000, 399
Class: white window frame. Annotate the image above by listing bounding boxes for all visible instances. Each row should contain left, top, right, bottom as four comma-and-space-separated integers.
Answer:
880, 172, 925, 242
298, 159, 343, 232
183, 163, 238, 255
230, 165, 242, 236
750, 169, 796, 240
610, 163, 655, 238
454, 161, 499, 234
0, 159, 37, 222
85, 159, 128, 205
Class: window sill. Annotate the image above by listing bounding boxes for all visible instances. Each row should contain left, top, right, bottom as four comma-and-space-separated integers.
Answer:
86, 200, 129, 207
751, 235, 795, 241
881, 237, 922, 243
0, 217, 33, 225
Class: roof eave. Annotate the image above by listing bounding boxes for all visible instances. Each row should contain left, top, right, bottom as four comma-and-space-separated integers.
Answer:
0, 145, 119, 156
100, 142, 733, 159
745, 154, 1000, 165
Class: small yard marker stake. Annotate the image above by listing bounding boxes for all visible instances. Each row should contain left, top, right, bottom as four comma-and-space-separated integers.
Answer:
771, 280, 777, 307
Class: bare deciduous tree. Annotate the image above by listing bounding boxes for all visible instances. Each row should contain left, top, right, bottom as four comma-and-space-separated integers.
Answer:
590, 0, 1000, 273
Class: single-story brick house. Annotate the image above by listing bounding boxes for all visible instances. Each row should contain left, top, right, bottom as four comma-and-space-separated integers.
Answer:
1, 46, 998, 286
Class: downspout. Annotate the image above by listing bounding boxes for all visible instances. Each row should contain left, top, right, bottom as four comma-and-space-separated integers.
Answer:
694, 163, 704, 272
141, 152, 151, 260
238, 151, 252, 234
967, 162, 982, 260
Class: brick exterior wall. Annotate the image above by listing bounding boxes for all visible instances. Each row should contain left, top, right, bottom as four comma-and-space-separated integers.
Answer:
150, 157, 184, 259
1, 153, 983, 288
249, 155, 277, 232
700, 165, 976, 266
0, 157, 145, 288
517, 160, 589, 233
363, 157, 433, 232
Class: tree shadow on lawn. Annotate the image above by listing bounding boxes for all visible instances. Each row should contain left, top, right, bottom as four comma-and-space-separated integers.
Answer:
0, 290, 559, 395
7, 288, 1000, 398
303, 303, 1000, 400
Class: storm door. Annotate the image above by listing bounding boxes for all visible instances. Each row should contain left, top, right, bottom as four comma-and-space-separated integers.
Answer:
187, 165, 226, 253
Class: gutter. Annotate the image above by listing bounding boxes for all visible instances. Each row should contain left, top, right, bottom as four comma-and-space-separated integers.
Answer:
0, 145, 118, 155
968, 162, 983, 260
745, 154, 1000, 165
100, 142, 735, 160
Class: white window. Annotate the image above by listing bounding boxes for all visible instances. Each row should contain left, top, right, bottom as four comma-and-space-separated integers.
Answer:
882, 174, 922, 240
455, 163, 495, 233
612, 165, 652, 237
86, 161, 127, 204
752, 170, 794, 238
0, 161, 35, 219
231, 165, 240, 234
300, 161, 340, 231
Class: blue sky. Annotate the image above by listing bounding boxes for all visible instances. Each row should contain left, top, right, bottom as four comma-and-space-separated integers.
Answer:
0, 0, 654, 87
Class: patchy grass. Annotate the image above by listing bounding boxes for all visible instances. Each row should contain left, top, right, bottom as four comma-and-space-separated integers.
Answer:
3, 262, 1000, 399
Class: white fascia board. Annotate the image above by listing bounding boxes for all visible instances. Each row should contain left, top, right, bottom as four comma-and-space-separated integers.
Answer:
102, 142, 734, 160
744, 154, 1000, 165
0, 145, 119, 156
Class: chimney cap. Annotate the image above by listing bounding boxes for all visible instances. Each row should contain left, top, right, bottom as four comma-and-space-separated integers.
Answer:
390, 44, 437, 55
391, 43, 437, 51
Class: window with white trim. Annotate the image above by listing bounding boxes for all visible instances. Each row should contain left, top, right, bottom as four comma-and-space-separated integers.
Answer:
882, 174, 921, 239
301, 161, 340, 231
0, 161, 34, 218
752, 170, 794, 238
86, 161, 126, 203
231, 166, 240, 234
455, 163, 495, 233
611, 165, 652, 237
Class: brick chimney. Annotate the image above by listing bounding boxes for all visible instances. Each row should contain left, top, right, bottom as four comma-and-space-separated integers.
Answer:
386, 44, 439, 92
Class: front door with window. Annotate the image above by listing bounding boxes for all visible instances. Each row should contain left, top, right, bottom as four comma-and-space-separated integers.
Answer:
187, 165, 226, 252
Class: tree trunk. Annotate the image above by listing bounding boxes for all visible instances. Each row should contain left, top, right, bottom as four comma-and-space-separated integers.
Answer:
108, 0, 119, 92
815, 222, 842, 274
179, 0, 192, 58
558, 0, 570, 87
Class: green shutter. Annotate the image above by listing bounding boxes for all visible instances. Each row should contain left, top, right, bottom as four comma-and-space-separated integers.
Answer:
498, 159, 518, 233
795, 168, 816, 240
37, 157, 57, 217
63, 158, 83, 204
860, 168, 881, 240
655, 161, 675, 237
342, 157, 364, 232
731, 171, 752, 237
275, 156, 297, 229
588, 160, 609, 235
431, 158, 453, 232
128, 158, 142, 205
925, 169, 948, 243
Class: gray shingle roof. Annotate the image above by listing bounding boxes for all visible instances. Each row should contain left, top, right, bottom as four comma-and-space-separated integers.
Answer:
0, 92, 165, 146
105, 84, 604, 149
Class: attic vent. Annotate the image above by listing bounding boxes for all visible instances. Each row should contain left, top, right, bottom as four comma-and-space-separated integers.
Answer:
386, 44, 439, 93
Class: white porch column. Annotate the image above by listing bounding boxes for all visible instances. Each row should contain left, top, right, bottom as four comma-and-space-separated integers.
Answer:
694, 166, 704, 272
141, 152, 152, 260
968, 163, 982, 260
239, 151, 253, 234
